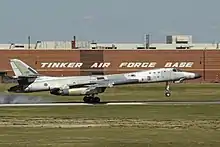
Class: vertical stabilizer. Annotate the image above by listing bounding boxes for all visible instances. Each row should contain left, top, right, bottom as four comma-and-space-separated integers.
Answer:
9, 59, 39, 77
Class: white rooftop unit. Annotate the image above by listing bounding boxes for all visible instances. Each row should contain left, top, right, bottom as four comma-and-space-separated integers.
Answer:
0, 43, 36, 50
36, 41, 72, 49
76, 41, 90, 48
89, 43, 145, 50
166, 35, 192, 44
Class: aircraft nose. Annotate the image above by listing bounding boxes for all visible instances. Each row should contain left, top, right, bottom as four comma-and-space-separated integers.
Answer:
194, 73, 202, 79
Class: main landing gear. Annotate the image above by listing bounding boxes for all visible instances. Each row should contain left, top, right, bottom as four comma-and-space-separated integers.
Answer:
165, 81, 171, 97
83, 95, 101, 103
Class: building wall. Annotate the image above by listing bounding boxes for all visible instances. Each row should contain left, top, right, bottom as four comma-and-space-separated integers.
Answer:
1, 50, 220, 82
80, 50, 104, 75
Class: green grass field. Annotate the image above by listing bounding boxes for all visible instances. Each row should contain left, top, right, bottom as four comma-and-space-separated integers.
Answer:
0, 83, 220, 146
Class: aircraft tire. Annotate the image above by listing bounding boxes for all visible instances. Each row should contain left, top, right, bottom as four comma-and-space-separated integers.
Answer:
83, 96, 92, 103
83, 96, 100, 103
165, 92, 171, 97
93, 97, 100, 103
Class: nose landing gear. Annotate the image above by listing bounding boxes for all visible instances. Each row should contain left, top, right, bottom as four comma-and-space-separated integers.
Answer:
165, 82, 171, 97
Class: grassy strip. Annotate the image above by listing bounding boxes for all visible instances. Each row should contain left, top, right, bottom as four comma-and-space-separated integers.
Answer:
0, 105, 219, 120
0, 99, 219, 146
0, 127, 219, 147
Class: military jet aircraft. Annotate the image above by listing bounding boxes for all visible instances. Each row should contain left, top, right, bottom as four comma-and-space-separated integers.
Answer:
8, 59, 201, 103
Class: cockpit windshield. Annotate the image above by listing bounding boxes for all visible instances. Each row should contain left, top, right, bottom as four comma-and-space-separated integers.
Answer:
172, 68, 182, 72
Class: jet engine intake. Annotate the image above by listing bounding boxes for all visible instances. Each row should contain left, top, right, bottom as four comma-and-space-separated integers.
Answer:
50, 88, 61, 95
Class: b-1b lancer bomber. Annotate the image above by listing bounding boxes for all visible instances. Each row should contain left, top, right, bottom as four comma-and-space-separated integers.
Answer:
8, 59, 201, 103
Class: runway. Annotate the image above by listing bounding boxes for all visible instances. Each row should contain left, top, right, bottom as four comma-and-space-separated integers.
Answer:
0, 100, 220, 107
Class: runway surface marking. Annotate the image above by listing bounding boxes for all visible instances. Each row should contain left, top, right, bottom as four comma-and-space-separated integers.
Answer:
0, 101, 220, 107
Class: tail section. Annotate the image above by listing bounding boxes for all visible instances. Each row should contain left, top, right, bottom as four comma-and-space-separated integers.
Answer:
9, 59, 39, 77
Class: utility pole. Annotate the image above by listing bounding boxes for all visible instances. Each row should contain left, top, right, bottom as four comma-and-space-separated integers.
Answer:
28, 36, 31, 49
145, 34, 150, 49
203, 48, 206, 81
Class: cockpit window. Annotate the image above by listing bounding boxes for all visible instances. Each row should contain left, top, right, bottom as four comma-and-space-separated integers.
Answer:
172, 68, 182, 72
173, 68, 177, 72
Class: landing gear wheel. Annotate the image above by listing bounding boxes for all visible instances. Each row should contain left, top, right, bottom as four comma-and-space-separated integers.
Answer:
165, 82, 171, 97
165, 91, 171, 97
93, 97, 100, 103
83, 96, 92, 103
83, 96, 101, 103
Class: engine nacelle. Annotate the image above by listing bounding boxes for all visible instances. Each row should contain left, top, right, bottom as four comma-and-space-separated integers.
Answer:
61, 88, 89, 96
50, 87, 106, 96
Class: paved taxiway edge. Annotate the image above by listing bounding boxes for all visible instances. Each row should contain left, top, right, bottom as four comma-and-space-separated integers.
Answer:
0, 101, 220, 107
